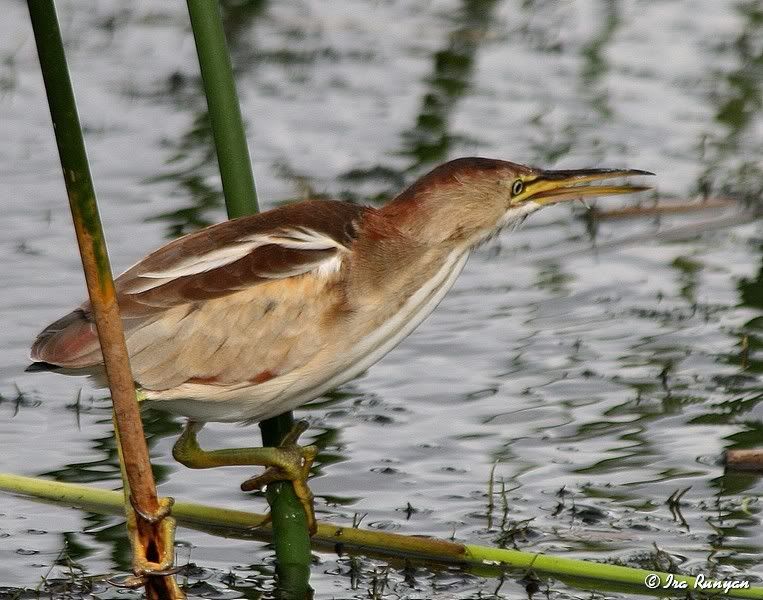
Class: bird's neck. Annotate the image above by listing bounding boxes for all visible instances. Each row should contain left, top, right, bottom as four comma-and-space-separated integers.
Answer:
379, 183, 500, 250
349, 208, 471, 300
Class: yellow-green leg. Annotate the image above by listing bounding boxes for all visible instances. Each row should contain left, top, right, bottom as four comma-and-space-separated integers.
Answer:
172, 420, 318, 533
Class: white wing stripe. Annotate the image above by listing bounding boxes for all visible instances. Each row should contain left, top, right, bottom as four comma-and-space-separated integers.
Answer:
132, 227, 346, 288
126, 276, 177, 294
140, 243, 259, 279
239, 227, 348, 251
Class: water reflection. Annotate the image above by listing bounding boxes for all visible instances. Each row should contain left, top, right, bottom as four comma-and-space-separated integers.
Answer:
739, 244, 763, 377
148, 0, 268, 237
2, 0, 762, 596
340, 0, 500, 201
580, 0, 618, 120
32, 404, 181, 581
698, 0, 763, 204
697, 2, 763, 519
560, 0, 619, 171
39, 407, 178, 487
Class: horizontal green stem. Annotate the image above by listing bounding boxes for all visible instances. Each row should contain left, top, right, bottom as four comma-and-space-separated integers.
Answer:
1, 473, 761, 598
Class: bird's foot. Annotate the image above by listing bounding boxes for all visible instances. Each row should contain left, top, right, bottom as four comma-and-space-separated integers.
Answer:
241, 420, 318, 534
110, 496, 183, 592
129, 494, 175, 524
172, 419, 318, 534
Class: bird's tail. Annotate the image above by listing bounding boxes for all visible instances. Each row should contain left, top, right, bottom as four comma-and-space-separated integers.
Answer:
29, 308, 102, 369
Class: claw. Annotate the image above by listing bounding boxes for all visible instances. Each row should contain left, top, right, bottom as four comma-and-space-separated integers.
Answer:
281, 419, 310, 445
107, 574, 149, 589
241, 443, 318, 534
249, 511, 273, 530
107, 563, 184, 591
129, 495, 175, 524
240, 423, 318, 535
125, 496, 180, 578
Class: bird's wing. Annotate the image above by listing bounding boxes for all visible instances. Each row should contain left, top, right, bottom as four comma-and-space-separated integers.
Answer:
30, 200, 369, 390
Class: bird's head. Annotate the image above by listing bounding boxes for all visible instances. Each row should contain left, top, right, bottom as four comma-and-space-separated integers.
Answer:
381, 157, 654, 247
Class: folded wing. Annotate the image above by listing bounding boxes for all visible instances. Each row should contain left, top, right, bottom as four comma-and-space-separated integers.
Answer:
30, 200, 368, 390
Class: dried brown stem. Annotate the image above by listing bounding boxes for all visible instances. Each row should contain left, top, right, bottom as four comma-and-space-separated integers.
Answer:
589, 198, 735, 220
26, 1, 181, 596
725, 449, 763, 472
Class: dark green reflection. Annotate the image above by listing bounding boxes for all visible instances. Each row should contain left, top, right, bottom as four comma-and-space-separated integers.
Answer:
340, 0, 500, 202
580, 0, 619, 119
697, 1, 763, 204
522, 0, 619, 205
41, 408, 179, 486
682, 234, 763, 563
698, 1, 763, 510
149, 0, 268, 237
399, 0, 500, 170
694, 4, 763, 553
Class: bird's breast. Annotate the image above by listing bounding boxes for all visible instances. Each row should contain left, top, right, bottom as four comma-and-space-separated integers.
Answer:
335, 247, 472, 371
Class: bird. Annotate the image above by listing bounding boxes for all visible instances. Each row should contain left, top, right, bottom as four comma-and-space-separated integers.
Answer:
28, 157, 653, 531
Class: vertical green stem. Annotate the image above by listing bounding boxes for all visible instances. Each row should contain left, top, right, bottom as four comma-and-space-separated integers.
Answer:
185, 1, 311, 595
260, 413, 313, 599
26, 2, 181, 598
186, 0, 258, 217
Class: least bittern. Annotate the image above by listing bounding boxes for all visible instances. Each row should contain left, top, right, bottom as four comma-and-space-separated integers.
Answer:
29, 157, 653, 531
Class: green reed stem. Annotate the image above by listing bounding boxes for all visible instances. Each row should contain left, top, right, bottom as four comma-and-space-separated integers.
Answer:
259, 412, 313, 598
25, 3, 180, 598
2, 474, 761, 599
186, 0, 258, 217
185, 1, 310, 594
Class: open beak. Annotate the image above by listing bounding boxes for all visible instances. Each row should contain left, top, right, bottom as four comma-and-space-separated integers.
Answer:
522, 168, 654, 205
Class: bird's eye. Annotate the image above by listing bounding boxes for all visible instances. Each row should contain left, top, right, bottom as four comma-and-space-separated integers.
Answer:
511, 179, 524, 196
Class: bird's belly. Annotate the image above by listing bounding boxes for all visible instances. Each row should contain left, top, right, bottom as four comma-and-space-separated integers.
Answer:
144, 249, 470, 423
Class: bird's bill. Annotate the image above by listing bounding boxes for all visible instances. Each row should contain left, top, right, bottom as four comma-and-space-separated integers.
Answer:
520, 168, 654, 205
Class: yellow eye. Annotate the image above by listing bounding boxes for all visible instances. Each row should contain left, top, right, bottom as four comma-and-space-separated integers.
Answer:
511, 179, 524, 196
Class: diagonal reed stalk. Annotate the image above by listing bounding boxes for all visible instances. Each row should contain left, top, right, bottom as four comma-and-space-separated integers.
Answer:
26, 1, 182, 597
185, 1, 311, 595
1, 474, 761, 600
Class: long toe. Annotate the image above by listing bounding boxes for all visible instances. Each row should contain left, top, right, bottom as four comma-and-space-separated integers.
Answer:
240, 443, 319, 534
240, 465, 286, 492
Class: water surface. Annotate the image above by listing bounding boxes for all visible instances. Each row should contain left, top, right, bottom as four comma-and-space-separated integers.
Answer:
1, 0, 761, 598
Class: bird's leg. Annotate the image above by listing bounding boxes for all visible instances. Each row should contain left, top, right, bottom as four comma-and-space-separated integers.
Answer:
172, 420, 318, 533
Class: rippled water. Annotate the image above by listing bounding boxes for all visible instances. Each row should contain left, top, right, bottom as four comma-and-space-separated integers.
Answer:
1, 0, 761, 598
